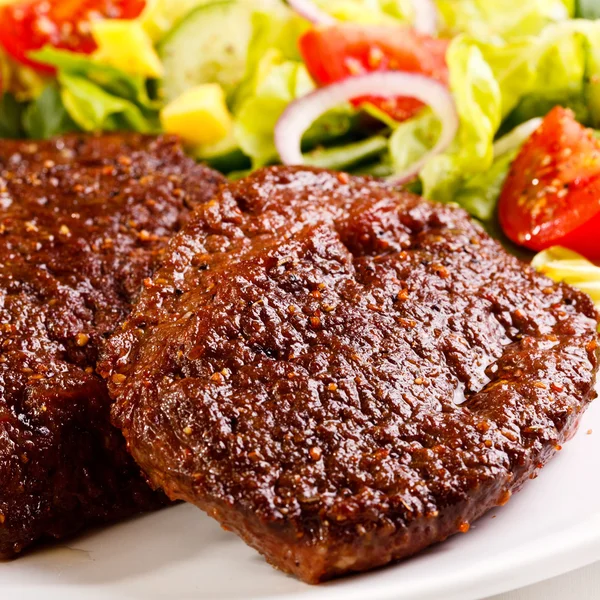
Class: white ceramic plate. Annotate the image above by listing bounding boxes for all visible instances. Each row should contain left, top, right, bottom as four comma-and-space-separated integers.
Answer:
2, 399, 600, 600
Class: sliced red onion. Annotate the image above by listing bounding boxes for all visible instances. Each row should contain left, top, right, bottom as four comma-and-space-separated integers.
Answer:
492, 117, 543, 158
287, 0, 336, 26
275, 71, 458, 185
411, 0, 438, 36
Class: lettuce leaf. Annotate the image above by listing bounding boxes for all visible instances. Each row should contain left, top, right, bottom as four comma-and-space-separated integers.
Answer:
22, 85, 78, 138
450, 117, 544, 222
23, 47, 160, 135
231, 8, 309, 111
233, 11, 357, 167
0, 85, 78, 140
58, 73, 158, 133
389, 19, 600, 219
388, 109, 440, 176
0, 47, 48, 102
396, 36, 502, 203
234, 51, 357, 167
453, 149, 516, 222
480, 21, 600, 125
245, 8, 307, 67
532, 246, 600, 306
234, 49, 315, 167
577, 0, 600, 19
304, 135, 388, 170
30, 47, 157, 109
437, 0, 572, 41
0, 93, 25, 138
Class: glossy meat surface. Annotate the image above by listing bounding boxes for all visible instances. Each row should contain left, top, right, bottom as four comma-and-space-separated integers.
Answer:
0, 134, 224, 557
102, 167, 599, 583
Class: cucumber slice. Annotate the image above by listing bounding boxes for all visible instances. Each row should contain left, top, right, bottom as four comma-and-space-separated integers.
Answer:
159, 0, 254, 103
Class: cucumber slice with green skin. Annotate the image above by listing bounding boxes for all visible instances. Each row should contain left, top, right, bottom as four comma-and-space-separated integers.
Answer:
158, 0, 255, 103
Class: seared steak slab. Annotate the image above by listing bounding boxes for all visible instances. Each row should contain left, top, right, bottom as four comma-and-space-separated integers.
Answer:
0, 134, 224, 557
102, 167, 599, 583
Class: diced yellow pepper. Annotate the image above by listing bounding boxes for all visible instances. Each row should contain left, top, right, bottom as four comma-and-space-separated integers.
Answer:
160, 84, 233, 146
91, 20, 164, 78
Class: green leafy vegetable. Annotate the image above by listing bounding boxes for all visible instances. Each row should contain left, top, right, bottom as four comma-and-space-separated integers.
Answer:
437, 0, 572, 41
0, 93, 25, 138
30, 47, 157, 108
413, 36, 501, 203
577, 0, 600, 19
233, 8, 359, 168
451, 118, 543, 222
233, 50, 357, 167
388, 109, 440, 174
532, 246, 600, 306
234, 49, 315, 166
453, 149, 516, 222
304, 135, 388, 170
394, 19, 600, 221
58, 73, 158, 133
467, 20, 600, 126
22, 47, 161, 135
22, 85, 78, 139
245, 9, 307, 68
231, 8, 309, 111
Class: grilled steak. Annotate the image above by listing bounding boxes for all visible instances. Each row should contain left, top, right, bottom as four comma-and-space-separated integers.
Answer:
102, 167, 599, 583
0, 134, 224, 557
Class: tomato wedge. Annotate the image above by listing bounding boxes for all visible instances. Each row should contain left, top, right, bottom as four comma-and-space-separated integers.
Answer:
299, 24, 449, 123
499, 106, 600, 261
0, 0, 146, 73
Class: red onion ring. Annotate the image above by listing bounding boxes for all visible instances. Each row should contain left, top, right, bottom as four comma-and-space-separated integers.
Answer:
275, 71, 458, 185
287, 0, 336, 26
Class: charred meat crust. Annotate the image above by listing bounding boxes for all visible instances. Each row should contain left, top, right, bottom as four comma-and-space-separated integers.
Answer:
102, 167, 599, 583
0, 133, 224, 557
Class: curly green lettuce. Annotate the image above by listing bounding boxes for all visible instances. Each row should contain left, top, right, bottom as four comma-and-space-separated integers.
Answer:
391, 18, 600, 221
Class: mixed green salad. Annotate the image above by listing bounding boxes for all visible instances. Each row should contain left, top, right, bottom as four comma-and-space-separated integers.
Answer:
0, 0, 599, 304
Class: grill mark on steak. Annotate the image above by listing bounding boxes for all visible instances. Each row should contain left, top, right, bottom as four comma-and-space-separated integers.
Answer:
101, 167, 599, 583
0, 133, 225, 557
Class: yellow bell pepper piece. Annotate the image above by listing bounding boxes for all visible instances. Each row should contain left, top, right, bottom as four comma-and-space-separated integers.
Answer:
91, 19, 164, 78
160, 84, 233, 146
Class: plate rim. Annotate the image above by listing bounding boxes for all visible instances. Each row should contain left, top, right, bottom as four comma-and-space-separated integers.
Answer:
273, 512, 600, 600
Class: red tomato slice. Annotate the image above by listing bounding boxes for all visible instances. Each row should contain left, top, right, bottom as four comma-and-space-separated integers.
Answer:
299, 24, 449, 122
498, 106, 600, 261
0, 0, 145, 74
